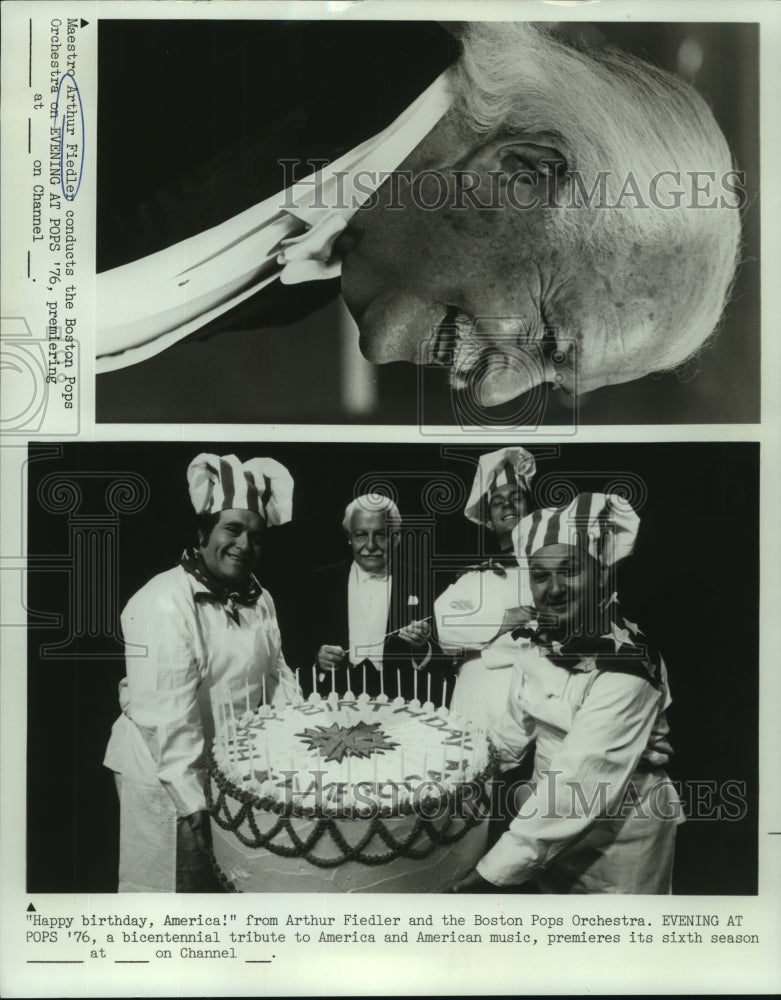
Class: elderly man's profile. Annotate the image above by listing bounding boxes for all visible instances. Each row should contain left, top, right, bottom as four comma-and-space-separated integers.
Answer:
95, 19, 754, 424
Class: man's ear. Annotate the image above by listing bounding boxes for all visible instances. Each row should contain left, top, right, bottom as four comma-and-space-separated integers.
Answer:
463, 133, 569, 190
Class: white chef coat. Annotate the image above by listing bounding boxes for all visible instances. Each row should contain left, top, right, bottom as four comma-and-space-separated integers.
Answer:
96, 73, 452, 371
103, 565, 297, 891
435, 563, 532, 729
476, 633, 683, 893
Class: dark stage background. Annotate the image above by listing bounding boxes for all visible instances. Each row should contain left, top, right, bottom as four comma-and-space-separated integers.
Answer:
94, 20, 760, 426
25, 441, 758, 894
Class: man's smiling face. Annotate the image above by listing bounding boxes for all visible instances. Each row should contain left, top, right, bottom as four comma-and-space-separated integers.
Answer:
199, 508, 264, 584
486, 483, 528, 549
338, 112, 695, 410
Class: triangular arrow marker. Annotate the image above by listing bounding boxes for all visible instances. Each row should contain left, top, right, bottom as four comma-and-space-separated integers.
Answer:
27, 903, 36, 912
80, 19, 89, 28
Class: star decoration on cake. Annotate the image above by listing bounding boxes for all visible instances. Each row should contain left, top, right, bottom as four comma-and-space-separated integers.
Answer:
295, 721, 399, 763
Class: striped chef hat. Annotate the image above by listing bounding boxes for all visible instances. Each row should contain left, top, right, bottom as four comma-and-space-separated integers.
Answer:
464, 447, 537, 524
186, 453, 293, 526
515, 492, 640, 567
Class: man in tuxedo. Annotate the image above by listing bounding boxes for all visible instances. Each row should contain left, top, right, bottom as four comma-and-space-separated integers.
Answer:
294, 494, 443, 702
96, 20, 741, 414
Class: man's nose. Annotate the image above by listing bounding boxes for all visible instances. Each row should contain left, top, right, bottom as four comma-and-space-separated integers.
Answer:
548, 574, 567, 599
234, 532, 250, 551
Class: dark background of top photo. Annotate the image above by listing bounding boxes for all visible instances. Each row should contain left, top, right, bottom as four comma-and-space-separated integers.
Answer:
95, 20, 759, 425
26, 441, 758, 894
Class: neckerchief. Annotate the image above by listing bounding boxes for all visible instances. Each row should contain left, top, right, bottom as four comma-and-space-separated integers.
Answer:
511, 596, 662, 689
181, 548, 262, 624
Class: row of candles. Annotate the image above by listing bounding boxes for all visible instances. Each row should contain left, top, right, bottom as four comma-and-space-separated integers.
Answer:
217, 661, 447, 730
212, 673, 475, 791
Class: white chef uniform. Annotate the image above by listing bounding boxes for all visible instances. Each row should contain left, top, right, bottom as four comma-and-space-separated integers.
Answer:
474, 491, 684, 893
103, 452, 297, 892
436, 447, 536, 729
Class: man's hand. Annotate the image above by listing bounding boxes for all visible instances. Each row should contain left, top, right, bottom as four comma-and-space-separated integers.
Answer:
450, 868, 496, 893
317, 645, 346, 671
498, 605, 539, 635
185, 810, 213, 857
398, 619, 432, 651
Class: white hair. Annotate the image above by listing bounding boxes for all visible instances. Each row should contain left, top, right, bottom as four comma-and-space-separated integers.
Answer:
451, 22, 741, 375
342, 493, 402, 534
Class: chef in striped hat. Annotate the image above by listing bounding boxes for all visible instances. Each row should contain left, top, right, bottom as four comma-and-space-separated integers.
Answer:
435, 447, 537, 729
454, 491, 683, 895
104, 453, 299, 893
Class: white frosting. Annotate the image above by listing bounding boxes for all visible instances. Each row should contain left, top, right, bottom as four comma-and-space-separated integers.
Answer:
213, 696, 490, 816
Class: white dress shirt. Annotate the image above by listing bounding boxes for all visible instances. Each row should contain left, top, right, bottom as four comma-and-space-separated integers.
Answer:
347, 561, 392, 671
96, 73, 452, 371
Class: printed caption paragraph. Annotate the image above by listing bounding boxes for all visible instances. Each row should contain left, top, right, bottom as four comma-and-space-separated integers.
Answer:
3, 14, 89, 438
23, 906, 759, 964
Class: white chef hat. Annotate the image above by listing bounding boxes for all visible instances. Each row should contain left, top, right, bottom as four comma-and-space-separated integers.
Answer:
187, 453, 293, 526
515, 492, 640, 567
464, 447, 537, 524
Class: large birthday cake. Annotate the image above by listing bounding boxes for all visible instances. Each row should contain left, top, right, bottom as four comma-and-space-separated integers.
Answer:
206, 685, 497, 892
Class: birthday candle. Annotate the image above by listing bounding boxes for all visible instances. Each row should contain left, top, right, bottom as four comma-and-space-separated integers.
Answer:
330, 666, 336, 696
225, 705, 233, 764
413, 667, 418, 702
441, 679, 448, 710
262, 674, 267, 706
228, 700, 237, 763
427, 673, 431, 704
379, 668, 385, 697
245, 676, 251, 712
396, 668, 401, 699
312, 664, 317, 694
362, 661, 367, 696
295, 667, 300, 694
219, 702, 227, 757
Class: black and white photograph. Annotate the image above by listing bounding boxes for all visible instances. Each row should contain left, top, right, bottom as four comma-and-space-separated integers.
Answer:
93, 18, 759, 427
1, 1, 779, 997
25, 441, 758, 897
